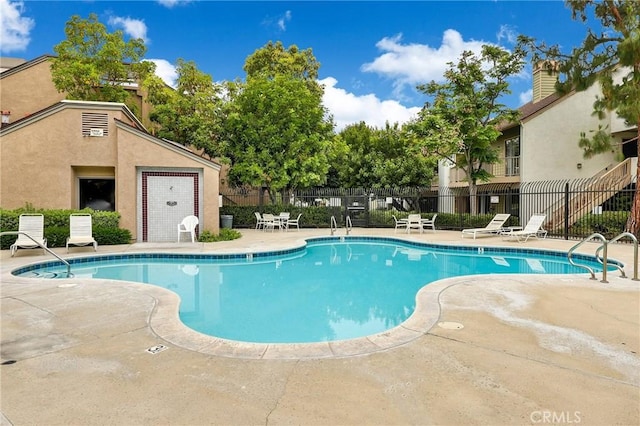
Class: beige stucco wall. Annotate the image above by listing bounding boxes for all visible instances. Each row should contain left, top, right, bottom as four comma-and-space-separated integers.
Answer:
1, 104, 220, 239
0, 107, 119, 209
520, 84, 618, 182
115, 125, 220, 239
0, 58, 63, 122
0, 56, 150, 129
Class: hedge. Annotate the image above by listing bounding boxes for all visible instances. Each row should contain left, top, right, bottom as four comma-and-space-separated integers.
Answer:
219, 206, 521, 231
0, 207, 132, 249
568, 211, 629, 240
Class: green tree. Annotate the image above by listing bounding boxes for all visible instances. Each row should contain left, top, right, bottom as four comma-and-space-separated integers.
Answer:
333, 122, 436, 188
145, 59, 227, 159
222, 41, 336, 200
223, 74, 335, 199
51, 13, 154, 113
244, 41, 319, 81
407, 45, 526, 214
519, 0, 640, 236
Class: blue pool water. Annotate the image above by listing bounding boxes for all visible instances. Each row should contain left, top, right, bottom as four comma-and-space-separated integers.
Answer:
14, 237, 610, 344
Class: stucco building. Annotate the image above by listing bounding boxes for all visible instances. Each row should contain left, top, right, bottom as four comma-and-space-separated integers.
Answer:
438, 63, 638, 225
0, 55, 221, 242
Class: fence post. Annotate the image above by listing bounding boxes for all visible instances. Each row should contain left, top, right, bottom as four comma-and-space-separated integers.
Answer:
564, 182, 569, 240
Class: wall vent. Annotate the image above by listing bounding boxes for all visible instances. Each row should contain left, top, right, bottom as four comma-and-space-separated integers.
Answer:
82, 112, 109, 137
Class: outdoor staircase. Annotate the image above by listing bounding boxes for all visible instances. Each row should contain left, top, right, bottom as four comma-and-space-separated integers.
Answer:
545, 158, 635, 232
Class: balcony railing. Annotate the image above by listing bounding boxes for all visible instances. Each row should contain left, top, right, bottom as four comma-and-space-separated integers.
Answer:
448, 157, 521, 185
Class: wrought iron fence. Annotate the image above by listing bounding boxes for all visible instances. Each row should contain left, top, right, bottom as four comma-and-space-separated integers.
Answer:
220, 178, 635, 240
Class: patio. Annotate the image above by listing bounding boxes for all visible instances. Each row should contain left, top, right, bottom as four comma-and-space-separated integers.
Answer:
1, 229, 638, 425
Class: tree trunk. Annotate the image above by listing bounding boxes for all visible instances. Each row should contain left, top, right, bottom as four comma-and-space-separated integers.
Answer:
469, 180, 478, 215
625, 127, 640, 237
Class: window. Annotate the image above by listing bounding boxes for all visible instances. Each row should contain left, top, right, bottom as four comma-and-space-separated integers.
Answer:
505, 137, 520, 176
79, 179, 115, 211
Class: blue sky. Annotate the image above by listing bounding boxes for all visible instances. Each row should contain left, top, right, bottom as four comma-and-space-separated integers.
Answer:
1, 0, 591, 130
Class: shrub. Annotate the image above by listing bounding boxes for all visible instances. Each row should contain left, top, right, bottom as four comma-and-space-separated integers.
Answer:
199, 228, 242, 242
569, 211, 628, 240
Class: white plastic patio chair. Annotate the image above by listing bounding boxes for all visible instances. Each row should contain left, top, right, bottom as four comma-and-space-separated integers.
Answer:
66, 213, 98, 252
393, 215, 408, 233
10, 214, 47, 256
279, 212, 291, 230
406, 214, 423, 234
286, 213, 302, 231
254, 212, 266, 230
262, 213, 282, 232
420, 213, 438, 232
177, 215, 199, 243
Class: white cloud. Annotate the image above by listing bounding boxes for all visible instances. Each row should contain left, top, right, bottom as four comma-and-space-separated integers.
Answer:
0, 0, 35, 53
146, 59, 178, 88
519, 89, 533, 105
108, 16, 149, 43
361, 30, 488, 98
278, 10, 292, 31
262, 10, 292, 32
497, 24, 518, 45
320, 77, 421, 131
156, 0, 191, 7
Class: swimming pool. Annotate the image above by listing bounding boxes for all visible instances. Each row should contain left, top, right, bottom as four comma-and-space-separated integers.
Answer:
13, 237, 614, 344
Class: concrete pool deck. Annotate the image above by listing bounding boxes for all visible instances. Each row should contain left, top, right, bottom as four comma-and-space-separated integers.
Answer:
1, 228, 638, 425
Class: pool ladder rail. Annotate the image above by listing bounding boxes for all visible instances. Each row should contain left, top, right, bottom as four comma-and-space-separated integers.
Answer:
330, 215, 352, 236
0, 230, 72, 277
567, 232, 638, 283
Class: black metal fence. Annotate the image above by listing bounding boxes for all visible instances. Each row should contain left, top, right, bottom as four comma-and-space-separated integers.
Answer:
220, 178, 635, 240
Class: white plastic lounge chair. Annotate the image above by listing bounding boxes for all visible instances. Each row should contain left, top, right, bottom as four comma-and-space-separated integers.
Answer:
461, 213, 511, 239
502, 214, 548, 242
421, 213, 437, 232
10, 214, 47, 257
177, 215, 199, 243
286, 213, 302, 231
66, 214, 98, 252
393, 215, 408, 233
254, 212, 265, 229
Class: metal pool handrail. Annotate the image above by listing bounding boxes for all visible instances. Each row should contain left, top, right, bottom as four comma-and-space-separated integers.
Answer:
595, 232, 638, 281
1, 231, 71, 276
345, 216, 352, 235
330, 216, 337, 235
567, 233, 607, 282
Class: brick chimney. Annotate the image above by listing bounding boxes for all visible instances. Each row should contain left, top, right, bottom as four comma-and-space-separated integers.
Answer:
532, 61, 559, 103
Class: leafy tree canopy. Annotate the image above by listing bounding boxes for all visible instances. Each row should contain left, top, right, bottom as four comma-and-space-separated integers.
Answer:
243, 40, 319, 81
333, 122, 436, 188
243, 41, 323, 97
406, 44, 526, 214
51, 13, 154, 110
145, 59, 227, 159
222, 74, 335, 195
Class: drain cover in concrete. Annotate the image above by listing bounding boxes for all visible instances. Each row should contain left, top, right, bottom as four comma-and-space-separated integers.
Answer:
146, 344, 168, 354
437, 321, 464, 330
